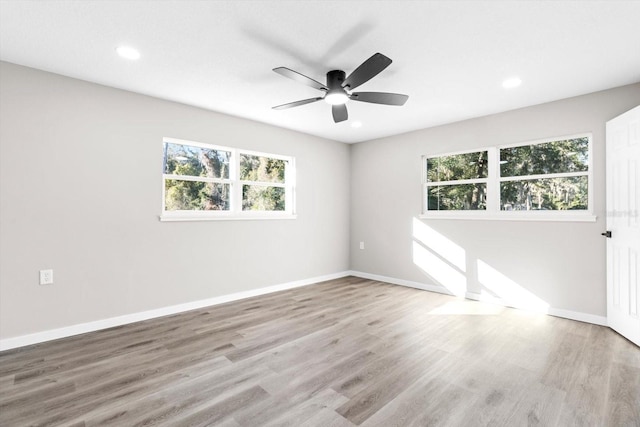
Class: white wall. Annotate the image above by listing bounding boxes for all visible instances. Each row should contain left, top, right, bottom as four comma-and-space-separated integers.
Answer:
350, 83, 640, 318
0, 62, 350, 340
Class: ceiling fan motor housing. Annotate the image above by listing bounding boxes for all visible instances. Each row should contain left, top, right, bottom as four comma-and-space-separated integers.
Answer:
327, 70, 346, 90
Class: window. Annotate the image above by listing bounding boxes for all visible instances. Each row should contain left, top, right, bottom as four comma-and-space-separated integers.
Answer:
500, 136, 589, 211
163, 141, 232, 212
422, 134, 594, 221
161, 138, 295, 220
425, 150, 488, 211
240, 153, 287, 211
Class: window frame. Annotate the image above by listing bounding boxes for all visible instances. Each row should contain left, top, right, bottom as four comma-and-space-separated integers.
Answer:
160, 137, 296, 221
420, 133, 596, 222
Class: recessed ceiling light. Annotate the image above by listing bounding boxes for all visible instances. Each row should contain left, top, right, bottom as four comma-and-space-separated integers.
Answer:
502, 77, 522, 89
116, 46, 140, 60
351, 121, 362, 128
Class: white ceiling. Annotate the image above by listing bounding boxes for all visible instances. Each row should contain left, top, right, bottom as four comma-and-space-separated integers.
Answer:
1, 1, 639, 143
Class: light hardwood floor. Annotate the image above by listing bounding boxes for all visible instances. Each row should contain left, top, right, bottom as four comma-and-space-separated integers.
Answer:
1, 277, 639, 426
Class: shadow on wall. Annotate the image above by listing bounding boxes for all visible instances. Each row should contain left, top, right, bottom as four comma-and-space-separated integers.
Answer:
412, 217, 550, 313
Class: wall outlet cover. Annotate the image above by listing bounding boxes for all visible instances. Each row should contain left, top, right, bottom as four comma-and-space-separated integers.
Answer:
39, 269, 53, 285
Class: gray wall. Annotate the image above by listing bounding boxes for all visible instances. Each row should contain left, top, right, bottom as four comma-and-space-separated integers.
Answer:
0, 62, 350, 339
350, 83, 640, 317
2, 60, 638, 342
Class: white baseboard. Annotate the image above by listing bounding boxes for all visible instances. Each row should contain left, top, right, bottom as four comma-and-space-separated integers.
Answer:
0, 271, 351, 352
347, 270, 454, 296
1, 270, 608, 351
464, 291, 607, 326
349, 270, 608, 327
546, 307, 607, 326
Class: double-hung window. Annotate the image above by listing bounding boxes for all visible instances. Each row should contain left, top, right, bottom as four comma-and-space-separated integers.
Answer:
240, 152, 290, 212
161, 138, 295, 220
499, 136, 590, 212
424, 150, 489, 212
422, 133, 594, 221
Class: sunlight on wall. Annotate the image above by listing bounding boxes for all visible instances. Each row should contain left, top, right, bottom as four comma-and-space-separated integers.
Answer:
412, 241, 467, 297
411, 218, 550, 313
411, 218, 467, 297
477, 260, 550, 313
412, 218, 466, 271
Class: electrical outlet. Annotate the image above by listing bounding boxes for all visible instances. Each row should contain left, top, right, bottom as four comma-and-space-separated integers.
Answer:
359, 241, 365, 250
39, 269, 53, 285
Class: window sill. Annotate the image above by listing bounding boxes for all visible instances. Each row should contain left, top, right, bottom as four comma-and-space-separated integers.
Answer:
160, 213, 297, 222
419, 212, 597, 222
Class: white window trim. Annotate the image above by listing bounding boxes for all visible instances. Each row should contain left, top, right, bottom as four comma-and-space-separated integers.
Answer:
160, 137, 296, 221
420, 133, 596, 222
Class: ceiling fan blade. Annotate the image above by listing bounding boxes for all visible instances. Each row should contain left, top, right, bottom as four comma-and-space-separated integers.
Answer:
350, 92, 409, 106
273, 67, 328, 91
342, 53, 392, 90
332, 104, 348, 123
272, 97, 323, 110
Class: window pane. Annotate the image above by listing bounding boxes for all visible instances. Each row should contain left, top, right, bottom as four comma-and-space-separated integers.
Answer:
500, 137, 589, 177
242, 185, 285, 211
240, 154, 286, 183
426, 151, 488, 182
164, 143, 230, 179
427, 184, 487, 210
500, 176, 588, 211
165, 179, 230, 211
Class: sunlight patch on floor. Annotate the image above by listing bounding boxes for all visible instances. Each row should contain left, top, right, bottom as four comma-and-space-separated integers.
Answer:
428, 300, 505, 315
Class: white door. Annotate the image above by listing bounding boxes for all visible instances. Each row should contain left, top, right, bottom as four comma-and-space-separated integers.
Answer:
606, 105, 640, 346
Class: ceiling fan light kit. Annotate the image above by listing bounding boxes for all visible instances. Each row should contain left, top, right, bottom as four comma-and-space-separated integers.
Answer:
324, 91, 349, 106
272, 53, 409, 123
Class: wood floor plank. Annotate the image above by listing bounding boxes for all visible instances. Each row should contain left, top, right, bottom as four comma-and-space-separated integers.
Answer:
556, 337, 613, 426
335, 343, 449, 425
261, 388, 349, 427
359, 363, 474, 427
540, 330, 589, 391
604, 362, 640, 426
1, 276, 638, 426
169, 385, 269, 427
232, 384, 348, 427
81, 358, 269, 427
452, 358, 538, 426
502, 380, 566, 426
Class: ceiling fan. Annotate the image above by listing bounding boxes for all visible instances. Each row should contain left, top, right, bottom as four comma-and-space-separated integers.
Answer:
272, 53, 409, 123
